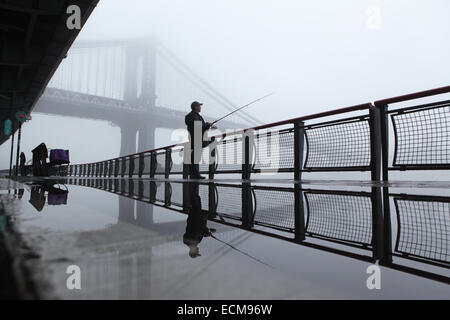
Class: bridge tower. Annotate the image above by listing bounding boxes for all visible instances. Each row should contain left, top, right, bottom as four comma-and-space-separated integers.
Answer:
120, 40, 157, 156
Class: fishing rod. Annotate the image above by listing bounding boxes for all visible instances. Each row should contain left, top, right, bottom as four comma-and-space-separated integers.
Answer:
209, 233, 275, 269
211, 92, 274, 126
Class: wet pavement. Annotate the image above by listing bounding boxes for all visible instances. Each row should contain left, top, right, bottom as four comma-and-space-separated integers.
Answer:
0, 177, 448, 299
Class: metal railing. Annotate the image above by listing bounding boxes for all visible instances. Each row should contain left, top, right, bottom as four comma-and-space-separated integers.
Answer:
374, 85, 450, 180
65, 86, 450, 180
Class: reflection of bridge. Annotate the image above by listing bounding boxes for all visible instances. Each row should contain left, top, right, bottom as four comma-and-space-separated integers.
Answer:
34, 39, 260, 156
67, 177, 449, 284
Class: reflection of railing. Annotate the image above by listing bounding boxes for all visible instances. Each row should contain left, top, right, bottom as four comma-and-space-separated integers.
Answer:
67, 177, 450, 284
393, 194, 449, 266
305, 190, 373, 248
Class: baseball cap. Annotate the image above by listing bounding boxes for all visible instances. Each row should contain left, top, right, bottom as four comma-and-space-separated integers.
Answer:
191, 101, 203, 109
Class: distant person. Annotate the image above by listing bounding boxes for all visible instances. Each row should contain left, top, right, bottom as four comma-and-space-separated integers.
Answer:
184, 101, 216, 179
31, 143, 48, 176
19, 152, 26, 176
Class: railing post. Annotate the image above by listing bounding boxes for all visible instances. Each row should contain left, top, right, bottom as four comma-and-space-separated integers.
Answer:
242, 183, 254, 228
371, 186, 384, 260
121, 157, 126, 177
150, 152, 156, 179
165, 149, 171, 179
129, 156, 135, 177
294, 184, 306, 242
150, 181, 156, 202
108, 160, 113, 177
183, 147, 190, 211
138, 153, 144, 178
208, 140, 216, 180
294, 121, 305, 181
120, 178, 126, 195
380, 187, 393, 265
103, 161, 108, 177
369, 106, 382, 181
242, 130, 254, 180
165, 182, 171, 206
138, 180, 144, 199
208, 183, 217, 218
128, 179, 134, 196
114, 159, 119, 177
375, 103, 390, 181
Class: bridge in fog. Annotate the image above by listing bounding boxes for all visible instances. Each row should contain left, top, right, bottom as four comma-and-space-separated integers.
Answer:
34, 38, 260, 156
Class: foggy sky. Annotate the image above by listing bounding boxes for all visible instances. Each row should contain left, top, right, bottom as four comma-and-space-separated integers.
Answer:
1, 0, 449, 170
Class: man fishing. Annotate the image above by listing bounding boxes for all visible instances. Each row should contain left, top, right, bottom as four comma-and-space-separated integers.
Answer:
185, 93, 274, 179
185, 101, 216, 179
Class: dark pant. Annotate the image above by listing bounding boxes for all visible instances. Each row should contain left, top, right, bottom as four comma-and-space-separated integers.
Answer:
189, 137, 214, 178
190, 148, 201, 178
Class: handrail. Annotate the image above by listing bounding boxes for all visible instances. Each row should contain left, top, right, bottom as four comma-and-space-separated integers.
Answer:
374, 85, 450, 105
248, 102, 372, 131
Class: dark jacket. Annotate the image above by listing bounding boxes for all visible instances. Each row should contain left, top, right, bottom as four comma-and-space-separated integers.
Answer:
183, 182, 209, 244
185, 111, 210, 136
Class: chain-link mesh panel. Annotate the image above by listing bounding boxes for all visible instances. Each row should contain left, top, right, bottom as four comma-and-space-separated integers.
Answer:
392, 104, 450, 167
199, 184, 209, 211
305, 191, 373, 245
123, 158, 130, 176
141, 154, 151, 176
216, 185, 242, 219
253, 130, 295, 171
394, 198, 449, 264
215, 137, 242, 172
305, 120, 371, 169
170, 148, 185, 174
155, 181, 165, 202
253, 188, 295, 230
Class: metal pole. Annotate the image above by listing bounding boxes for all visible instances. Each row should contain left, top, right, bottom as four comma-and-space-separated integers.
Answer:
369, 106, 382, 181
14, 122, 22, 176
294, 121, 305, 181
8, 122, 15, 177
294, 184, 306, 242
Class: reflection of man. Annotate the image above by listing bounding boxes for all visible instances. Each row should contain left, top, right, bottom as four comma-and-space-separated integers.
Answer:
183, 182, 215, 258
184, 101, 216, 179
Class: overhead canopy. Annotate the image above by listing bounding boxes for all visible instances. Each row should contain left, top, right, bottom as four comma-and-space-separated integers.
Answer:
0, 0, 98, 145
